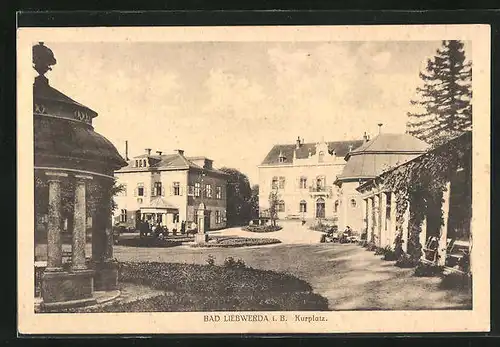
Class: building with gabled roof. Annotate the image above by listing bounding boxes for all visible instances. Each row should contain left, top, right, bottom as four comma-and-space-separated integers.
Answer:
114, 148, 228, 231
258, 136, 364, 222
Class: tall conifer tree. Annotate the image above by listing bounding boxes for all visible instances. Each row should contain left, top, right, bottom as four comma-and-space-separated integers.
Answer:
406, 40, 472, 146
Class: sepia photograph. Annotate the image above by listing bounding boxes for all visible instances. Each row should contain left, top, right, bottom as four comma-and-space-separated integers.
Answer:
17, 24, 490, 334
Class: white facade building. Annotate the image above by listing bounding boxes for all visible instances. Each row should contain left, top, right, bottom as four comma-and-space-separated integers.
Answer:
258, 137, 364, 223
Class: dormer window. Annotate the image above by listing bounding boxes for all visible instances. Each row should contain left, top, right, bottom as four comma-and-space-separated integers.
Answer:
278, 150, 286, 163
318, 151, 325, 163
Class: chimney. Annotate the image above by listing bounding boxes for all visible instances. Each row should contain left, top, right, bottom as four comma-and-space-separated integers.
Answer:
363, 132, 369, 143
378, 123, 383, 134
156, 150, 162, 155
125, 140, 129, 160
145, 148, 151, 156
296, 136, 301, 149
175, 149, 184, 156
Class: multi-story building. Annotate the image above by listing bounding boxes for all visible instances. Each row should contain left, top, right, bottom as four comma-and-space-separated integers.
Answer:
114, 148, 228, 231
258, 137, 364, 223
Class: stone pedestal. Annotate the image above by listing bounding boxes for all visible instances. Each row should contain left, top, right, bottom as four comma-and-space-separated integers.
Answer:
41, 269, 96, 310
195, 233, 209, 243
92, 260, 119, 291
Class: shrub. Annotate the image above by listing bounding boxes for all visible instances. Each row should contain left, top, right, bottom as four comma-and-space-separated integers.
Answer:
223, 257, 246, 269
382, 246, 397, 261
374, 247, 385, 255
395, 253, 418, 268
366, 243, 378, 252
413, 262, 444, 277
242, 225, 283, 233
440, 272, 472, 292
206, 255, 215, 266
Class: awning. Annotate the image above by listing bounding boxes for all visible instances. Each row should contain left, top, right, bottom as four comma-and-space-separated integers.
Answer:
140, 197, 179, 214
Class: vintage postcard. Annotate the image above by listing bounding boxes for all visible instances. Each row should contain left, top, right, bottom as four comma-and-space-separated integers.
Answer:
17, 24, 490, 334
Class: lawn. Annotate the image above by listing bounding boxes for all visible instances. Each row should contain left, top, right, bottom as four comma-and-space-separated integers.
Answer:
73, 261, 329, 312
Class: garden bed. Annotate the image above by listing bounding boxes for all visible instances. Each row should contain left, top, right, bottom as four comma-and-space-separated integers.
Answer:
71, 261, 329, 312
190, 236, 281, 248
242, 225, 282, 233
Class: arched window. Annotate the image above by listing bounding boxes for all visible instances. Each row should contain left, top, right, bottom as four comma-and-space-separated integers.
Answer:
278, 200, 286, 212
350, 199, 357, 208
334, 200, 339, 213
299, 200, 307, 213
271, 176, 279, 189
318, 151, 325, 163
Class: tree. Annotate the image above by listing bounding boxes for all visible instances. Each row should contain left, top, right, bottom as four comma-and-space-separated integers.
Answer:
219, 167, 252, 226
406, 40, 472, 146
268, 190, 280, 227
249, 184, 260, 219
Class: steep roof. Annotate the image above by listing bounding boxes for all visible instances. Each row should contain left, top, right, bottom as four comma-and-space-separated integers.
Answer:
260, 140, 364, 166
337, 133, 429, 181
116, 152, 227, 176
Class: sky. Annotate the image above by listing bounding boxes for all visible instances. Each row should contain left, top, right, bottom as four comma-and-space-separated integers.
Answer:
41, 40, 471, 184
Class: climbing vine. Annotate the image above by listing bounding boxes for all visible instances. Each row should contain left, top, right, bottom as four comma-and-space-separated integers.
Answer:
382, 132, 471, 260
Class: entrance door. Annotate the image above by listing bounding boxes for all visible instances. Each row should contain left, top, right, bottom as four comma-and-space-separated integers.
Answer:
316, 198, 325, 218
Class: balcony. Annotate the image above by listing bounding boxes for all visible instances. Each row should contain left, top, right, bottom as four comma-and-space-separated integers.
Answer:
309, 185, 333, 197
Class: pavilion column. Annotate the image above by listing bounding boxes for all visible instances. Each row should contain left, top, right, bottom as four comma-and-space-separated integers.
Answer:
367, 197, 373, 242
373, 194, 380, 247
419, 213, 428, 260
45, 172, 67, 272
362, 198, 368, 239
389, 192, 397, 249
380, 192, 387, 248
401, 199, 410, 253
437, 182, 452, 266
72, 174, 92, 271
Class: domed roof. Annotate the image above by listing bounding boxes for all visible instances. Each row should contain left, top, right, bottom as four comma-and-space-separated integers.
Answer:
33, 43, 127, 176
337, 133, 429, 181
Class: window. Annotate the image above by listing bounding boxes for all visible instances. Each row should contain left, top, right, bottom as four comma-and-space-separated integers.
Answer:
334, 200, 339, 213
299, 200, 307, 213
215, 210, 222, 224
279, 176, 285, 189
143, 159, 147, 167
138, 160, 143, 168
316, 176, 325, 189
154, 182, 162, 196
137, 183, 145, 196
279, 156, 285, 163
120, 209, 127, 222
173, 214, 179, 223
173, 182, 180, 196
194, 182, 201, 197
216, 186, 222, 199
318, 151, 325, 163
350, 199, 357, 208
205, 184, 213, 198
271, 176, 279, 189
278, 200, 285, 212
188, 185, 194, 196
118, 184, 127, 196
134, 160, 138, 167
299, 177, 307, 189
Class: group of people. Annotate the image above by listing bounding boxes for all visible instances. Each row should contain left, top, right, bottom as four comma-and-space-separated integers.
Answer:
138, 219, 188, 239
